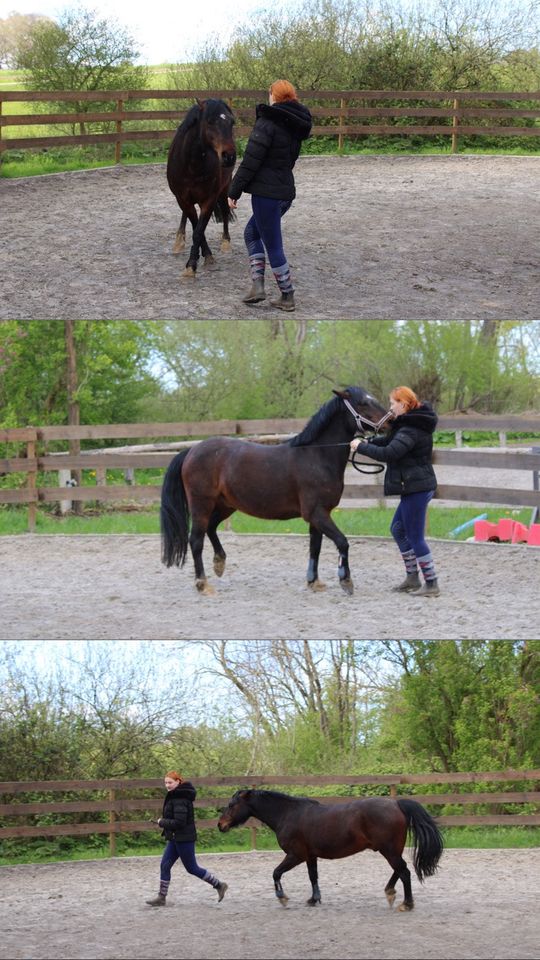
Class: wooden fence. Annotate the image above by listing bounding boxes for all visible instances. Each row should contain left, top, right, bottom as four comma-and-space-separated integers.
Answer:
1, 89, 539, 160
1, 770, 539, 856
1, 415, 540, 531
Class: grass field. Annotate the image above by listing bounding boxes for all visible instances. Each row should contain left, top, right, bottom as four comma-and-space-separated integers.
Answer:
0, 503, 533, 539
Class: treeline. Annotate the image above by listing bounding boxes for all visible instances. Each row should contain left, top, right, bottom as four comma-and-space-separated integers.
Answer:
1, 640, 538, 784
1, 322, 538, 444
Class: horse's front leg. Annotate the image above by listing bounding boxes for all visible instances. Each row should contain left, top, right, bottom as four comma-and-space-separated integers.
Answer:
187, 206, 214, 273
307, 524, 326, 591
180, 207, 198, 278
273, 852, 302, 907
306, 857, 321, 905
307, 507, 353, 594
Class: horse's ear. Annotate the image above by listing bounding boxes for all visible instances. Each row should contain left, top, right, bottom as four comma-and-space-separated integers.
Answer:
332, 388, 346, 398
195, 98, 205, 109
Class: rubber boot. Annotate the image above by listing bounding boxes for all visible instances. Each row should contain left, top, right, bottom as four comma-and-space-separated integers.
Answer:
270, 291, 295, 312
413, 578, 440, 597
216, 881, 228, 902
146, 893, 167, 906
391, 572, 421, 592
242, 278, 266, 304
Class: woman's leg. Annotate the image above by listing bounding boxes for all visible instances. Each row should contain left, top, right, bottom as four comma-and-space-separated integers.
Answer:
243, 209, 266, 302
390, 501, 420, 591
146, 840, 179, 905
399, 491, 439, 595
251, 196, 295, 308
176, 841, 228, 901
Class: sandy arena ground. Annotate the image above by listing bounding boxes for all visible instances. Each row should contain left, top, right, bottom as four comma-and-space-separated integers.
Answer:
1, 531, 539, 640
0, 848, 538, 960
2, 155, 538, 320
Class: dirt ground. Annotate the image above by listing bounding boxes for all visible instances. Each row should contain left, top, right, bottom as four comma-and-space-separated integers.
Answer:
2, 155, 538, 320
0, 848, 538, 960
1, 531, 539, 640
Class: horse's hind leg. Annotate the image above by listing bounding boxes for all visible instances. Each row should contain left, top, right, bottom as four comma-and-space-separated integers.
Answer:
217, 195, 232, 252
381, 848, 413, 911
307, 524, 326, 591
172, 213, 187, 254
207, 507, 235, 577
189, 509, 215, 595
273, 852, 302, 906
306, 857, 321, 905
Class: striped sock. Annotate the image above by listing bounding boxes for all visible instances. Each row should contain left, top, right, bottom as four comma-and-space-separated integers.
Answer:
417, 552, 437, 582
159, 879, 170, 897
273, 261, 294, 294
202, 870, 219, 888
249, 254, 265, 283
401, 549, 418, 575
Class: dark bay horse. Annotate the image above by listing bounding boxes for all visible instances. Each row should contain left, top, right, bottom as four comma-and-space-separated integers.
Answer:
160, 386, 389, 595
166, 98, 236, 277
218, 789, 443, 910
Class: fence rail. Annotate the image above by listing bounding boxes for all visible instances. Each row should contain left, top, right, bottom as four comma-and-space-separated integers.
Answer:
1, 416, 540, 530
1, 89, 539, 160
1, 770, 539, 855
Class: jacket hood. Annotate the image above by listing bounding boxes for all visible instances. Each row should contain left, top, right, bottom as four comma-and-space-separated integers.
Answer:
256, 100, 312, 139
168, 782, 196, 801
394, 402, 438, 434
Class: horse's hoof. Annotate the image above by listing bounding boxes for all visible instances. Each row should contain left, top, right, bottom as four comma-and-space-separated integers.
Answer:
213, 556, 226, 577
172, 240, 185, 254
220, 240, 231, 252
306, 898, 321, 906
277, 897, 289, 908
339, 577, 354, 595
385, 889, 396, 908
195, 579, 215, 596
203, 255, 216, 268
181, 267, 196, 279
307, 579, 326, 592
398, 902, 414, 912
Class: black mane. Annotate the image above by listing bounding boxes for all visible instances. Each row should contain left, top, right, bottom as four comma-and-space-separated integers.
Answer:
289, 395, 342, 447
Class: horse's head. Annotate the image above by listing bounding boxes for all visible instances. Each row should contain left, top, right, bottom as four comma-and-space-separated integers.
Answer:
197, 98, 236, 169
217, 789, 253, 832
333, 386, 391, 437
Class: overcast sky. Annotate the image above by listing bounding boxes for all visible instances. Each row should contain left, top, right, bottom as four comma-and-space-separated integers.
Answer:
2, 0, 280, 64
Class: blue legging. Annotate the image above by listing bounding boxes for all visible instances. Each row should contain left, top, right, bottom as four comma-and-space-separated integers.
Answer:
390, 490, 434, 557
160, 840, 207, 882
244, 196, 292, 268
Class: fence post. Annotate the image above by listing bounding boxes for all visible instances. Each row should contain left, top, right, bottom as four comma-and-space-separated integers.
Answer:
455, 430, 463, 448
338, 97, 347, 154
115, 99, 123, 164
451, 98, 460, 153
531, 446, 540, 525
109, 788, 117, 857
26, 434, 37, 532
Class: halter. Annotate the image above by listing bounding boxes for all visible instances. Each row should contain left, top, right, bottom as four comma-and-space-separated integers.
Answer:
342, 396, 393, 475
341, 397, 393, 436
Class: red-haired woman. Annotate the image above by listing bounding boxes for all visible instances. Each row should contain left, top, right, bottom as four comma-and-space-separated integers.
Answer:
146, 771, 228, 906
228, 79, 312, 312
350, 386, 440, 596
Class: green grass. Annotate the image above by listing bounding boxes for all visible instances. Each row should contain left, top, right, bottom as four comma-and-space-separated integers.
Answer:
0, 503, 533, 539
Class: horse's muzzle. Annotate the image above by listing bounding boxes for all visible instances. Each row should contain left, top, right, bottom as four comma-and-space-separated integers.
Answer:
221, 152, 236, 168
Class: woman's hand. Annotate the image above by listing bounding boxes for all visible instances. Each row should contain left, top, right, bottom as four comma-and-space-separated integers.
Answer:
228, 197, 237, 209
350, 438, 361, 452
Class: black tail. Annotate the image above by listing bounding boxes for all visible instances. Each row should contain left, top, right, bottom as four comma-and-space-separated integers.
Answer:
397, 798, 444, 883
160, 449, 191, 568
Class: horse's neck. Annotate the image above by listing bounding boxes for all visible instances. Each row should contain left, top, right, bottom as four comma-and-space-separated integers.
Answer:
251, 793, 297, 830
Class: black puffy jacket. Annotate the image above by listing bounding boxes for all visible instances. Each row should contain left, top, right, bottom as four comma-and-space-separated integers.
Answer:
159, 782, 197, 842
356, 403, 438, 496
229, 100, 312, 201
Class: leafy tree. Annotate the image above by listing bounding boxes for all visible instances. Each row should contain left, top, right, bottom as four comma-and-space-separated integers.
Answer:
15, 6, 148, 135
0, 12, 50, 68
0, 321, 157, 432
